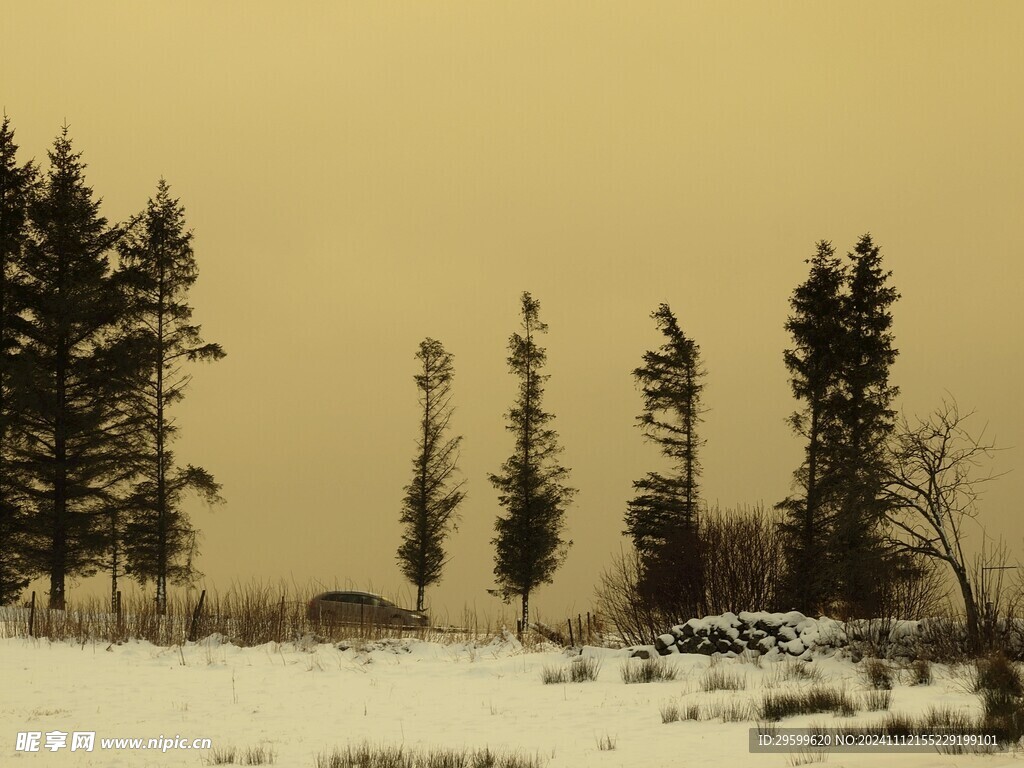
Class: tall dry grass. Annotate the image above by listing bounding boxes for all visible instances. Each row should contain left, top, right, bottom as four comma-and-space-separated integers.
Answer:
0, 582, 509, 648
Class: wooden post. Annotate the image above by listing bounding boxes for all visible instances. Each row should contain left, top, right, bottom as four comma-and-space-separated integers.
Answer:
567, 618, 574, 647
29, 591, 35, 638
187, 589, 206, 643
587, 612, 592, 642
577, 614, 583, 645
277, 595, 286, 642
116, 591, 123, 640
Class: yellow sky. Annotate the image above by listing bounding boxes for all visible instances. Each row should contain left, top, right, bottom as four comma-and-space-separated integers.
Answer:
4, 1, 1022, 620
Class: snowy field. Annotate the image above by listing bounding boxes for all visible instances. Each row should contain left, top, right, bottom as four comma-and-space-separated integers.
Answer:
2, 633, 1021, 768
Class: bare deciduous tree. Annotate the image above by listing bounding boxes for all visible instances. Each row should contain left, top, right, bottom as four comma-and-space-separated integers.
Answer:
882, 399, 1003, 650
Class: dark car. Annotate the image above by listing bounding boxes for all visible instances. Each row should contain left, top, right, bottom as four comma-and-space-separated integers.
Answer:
306, 591, 428, 628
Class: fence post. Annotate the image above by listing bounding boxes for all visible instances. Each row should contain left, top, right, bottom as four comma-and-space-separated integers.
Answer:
187, 589, 206, 643
29, 591, 35, 638
577, 614, 583, 646
567, 618, 574, 647
587, 612, 592, 642
277, 594, 286, 642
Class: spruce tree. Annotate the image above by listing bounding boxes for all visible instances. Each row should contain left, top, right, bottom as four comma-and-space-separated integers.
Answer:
0, 115, 36, 604
624, 303, 706, 619
830, 234, 899, 615
490, 292, 575, 633
14, 127, 140, 609
779, 236, 901, 617
118, 179, 224, 614
397, 338, 465, 612
777, 241, 847, 614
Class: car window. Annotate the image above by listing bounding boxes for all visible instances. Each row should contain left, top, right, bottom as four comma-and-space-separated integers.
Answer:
319, 592, 388, 606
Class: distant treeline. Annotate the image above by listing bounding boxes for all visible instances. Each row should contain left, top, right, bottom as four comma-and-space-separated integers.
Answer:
2, 117, 1000, 653
402, 238, 999, 651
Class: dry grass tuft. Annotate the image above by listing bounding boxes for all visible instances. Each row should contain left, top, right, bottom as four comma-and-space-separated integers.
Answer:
759, 687, 856, 721
700, 667, 746, 692
315, 743, 546, 768
0, 583, 516, 649
569, 656, 602, 682
861, 659, 894, 690
540, 665, 567, 684
620, 656, 678, 684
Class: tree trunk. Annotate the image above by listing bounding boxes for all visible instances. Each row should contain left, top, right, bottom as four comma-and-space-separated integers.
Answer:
110, 513, 119, 611
799, 405, 820, 614
155, 271, 167, 616
521, 591, 529, 638
50, 432, 67, 611
955, 566, 981, 652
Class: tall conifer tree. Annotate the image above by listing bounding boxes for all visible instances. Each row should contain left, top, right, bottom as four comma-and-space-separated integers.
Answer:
0, 115, 35, 604
831, 234, 899, 615
15, 128, 140, 609
397, 338, 465, 612
777, 241, 847, 614
779, 236, 900, 616
119, 179, 224, 613
490, 293, 575, 632
624, 304, 706, 618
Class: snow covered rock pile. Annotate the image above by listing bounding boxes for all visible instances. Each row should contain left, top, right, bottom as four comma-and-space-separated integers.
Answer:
652, 611, 849, 660
644, 612, 980, 660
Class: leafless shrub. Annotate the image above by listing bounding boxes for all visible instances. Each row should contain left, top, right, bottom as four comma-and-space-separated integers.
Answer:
880, 551, 950, 620
700, 504, 784, 615
595, 505, 784, 645
916, 616, 971, 663
594, 546, 674, 646
971, 542, 1024, 657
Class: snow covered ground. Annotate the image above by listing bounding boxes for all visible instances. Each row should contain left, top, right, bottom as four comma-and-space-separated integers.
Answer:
1, 633, 1020, 767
